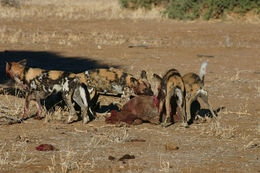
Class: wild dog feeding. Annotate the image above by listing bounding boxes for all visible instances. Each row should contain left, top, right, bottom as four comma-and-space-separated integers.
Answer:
5, 59, 93, 123
76, 67, 154, 107
153, 68, 187, 127
183, 62, 217, 123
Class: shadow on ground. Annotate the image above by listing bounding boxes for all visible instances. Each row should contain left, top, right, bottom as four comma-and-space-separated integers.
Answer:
0, 50, 115, 83
188, 100, 226, 124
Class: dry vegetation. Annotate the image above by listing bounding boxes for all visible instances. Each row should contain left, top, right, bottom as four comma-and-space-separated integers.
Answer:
0, 0, 163, 20
0, 0, 260, 172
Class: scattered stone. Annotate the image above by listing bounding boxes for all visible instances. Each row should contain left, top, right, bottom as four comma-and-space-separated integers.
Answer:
165, 143, 179, 151
118, 154, 135, 162
197, 54, 215, 58
16, 135, 30, 143
108, 156, 116, 161
126, 138, 146, 142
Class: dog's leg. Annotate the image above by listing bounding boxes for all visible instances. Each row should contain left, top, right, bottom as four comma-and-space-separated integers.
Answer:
89, 89, 100, 112
76, 86, 90, 124
186, 98, 192, 123
163, 88, 174, 127
73, 87, 84, 121
22, 94, 30, 119
35, 92, 42, 120
186, 92, 197, 124
199, 89, 216, 119
157, 100, 164, 123
63, 91, 77, 123
175, 88, 188, 127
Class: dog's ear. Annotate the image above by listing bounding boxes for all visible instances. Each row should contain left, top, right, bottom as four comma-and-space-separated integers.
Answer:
18, 59, 27, 66
130, 77, 139, 85
153, 73, 162, 82
140, 70, 147, 79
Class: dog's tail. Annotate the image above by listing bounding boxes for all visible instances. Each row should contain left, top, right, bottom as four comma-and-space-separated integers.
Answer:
199, 61, 208, 85
175, 87, 184, 107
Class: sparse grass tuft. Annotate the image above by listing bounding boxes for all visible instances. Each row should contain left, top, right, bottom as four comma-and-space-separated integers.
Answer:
199, 113, 237, 139
0, 142, 36, 168
0, 0, 20, 8
0, 0, 163, 20
48, 145, 90, 173
208, 120, 236, 139
0, 92, 24, 118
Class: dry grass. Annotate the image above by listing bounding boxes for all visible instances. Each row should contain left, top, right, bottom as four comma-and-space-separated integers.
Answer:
0, 141, 36, 168
0, 0, 163, 20
47, 126, 131, 173
159, 155, 171, 173
48, 146, 90, 173
0, 92, 24, 118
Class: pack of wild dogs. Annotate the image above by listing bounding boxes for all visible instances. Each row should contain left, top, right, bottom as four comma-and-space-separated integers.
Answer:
5, 59, 216, 127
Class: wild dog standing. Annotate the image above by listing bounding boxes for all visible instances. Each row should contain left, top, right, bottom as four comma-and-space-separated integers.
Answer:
153, 69, 187, 127
76, 68, 154, 105
183, 62, 216, 122
5, 59, 93, 123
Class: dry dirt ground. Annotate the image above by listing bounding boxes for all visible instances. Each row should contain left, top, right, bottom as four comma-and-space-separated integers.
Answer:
0, 1, 260, 172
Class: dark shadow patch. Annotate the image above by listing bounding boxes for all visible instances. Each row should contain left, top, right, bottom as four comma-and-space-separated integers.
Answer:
198, 106, 225, 118
188, 100, 201, 124
42, 93, 65, 111
188, 100, 225, 124
0, 50, 117, 84
98, 103, 120, 113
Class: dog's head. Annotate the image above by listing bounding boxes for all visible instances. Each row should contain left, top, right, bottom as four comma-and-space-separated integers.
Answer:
6, 59, 27, 85
132, 70, 153, 96
153, 73, 166, 100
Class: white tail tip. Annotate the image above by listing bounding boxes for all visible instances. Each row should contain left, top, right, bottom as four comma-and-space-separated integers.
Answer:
199, 61, 208, 81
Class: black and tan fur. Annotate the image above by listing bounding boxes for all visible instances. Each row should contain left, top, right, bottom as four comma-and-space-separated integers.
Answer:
76, 67, 154, 103
183, 62, 216, 122
153, 69, 187, 127
5, 59, 93, 123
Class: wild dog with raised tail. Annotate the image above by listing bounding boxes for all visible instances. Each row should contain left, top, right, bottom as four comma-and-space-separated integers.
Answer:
183, 62, 216, 122
153, 69, 187, 127
5, 59, 93, 123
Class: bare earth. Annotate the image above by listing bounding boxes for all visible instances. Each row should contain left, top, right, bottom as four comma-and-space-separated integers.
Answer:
0, 4, 260, 173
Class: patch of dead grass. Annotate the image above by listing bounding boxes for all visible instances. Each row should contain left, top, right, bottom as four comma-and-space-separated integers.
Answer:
48, 145, 92, 173
0, 92, 24, 118
0, 0, 163, 20
0, 142, 36, 168
198, 113, 237, 139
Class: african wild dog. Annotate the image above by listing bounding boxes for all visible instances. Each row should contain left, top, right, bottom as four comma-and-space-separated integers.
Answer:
183, 62, 216, 123
75, 67, 154, 105
5, 59, 93, 123
153, 69, 187, 127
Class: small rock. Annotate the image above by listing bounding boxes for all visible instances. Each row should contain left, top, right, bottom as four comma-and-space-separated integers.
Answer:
165, 143, 179, 151
16, 135, 30, 143
118, 154, 135, 162
108, 156, 116, 161
126, 138, 146, 142
36, 144, 57, 151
